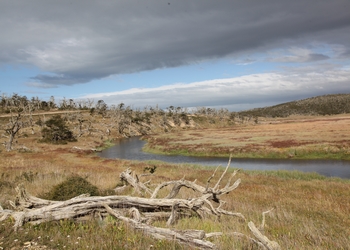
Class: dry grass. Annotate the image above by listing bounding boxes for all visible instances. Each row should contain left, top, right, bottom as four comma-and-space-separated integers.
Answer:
1, 114, 350, 249
144, 115, 350, 159
1, 145, 350, 249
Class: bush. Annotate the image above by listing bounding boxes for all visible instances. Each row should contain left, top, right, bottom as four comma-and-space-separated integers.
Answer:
40, 115, 76, 144
43, 175, 99, 201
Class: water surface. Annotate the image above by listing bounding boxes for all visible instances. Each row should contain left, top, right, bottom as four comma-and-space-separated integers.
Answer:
98, 136, 350, 179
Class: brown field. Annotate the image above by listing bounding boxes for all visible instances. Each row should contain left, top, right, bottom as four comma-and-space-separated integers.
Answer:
144, 114, 350, 159
1, 114, 350, 249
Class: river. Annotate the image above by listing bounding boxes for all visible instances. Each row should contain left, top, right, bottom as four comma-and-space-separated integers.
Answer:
97, 136, 350, 179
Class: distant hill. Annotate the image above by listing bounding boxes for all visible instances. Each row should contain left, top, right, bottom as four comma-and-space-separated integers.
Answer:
238, 93, 350, 117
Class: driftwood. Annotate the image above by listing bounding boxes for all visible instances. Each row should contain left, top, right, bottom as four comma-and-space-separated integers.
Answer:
104, 204, 216, 249
0, 158, 280, 250
119, 168, 153, 196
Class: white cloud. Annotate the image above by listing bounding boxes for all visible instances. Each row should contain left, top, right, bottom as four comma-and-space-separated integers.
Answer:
81, 66, 350, 111
19, 38, 89, 71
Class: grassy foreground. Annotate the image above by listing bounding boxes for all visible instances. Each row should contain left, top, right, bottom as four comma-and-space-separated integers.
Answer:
1, 142, 349, 249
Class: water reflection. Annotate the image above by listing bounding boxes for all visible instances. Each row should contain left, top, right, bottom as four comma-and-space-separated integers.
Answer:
97, 137, 350, 179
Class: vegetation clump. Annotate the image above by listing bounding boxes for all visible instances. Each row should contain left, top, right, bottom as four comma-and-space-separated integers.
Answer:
40, 115, 76, 144
43, 175, 99, 201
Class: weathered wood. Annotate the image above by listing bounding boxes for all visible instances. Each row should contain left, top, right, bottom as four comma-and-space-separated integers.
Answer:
248, 221, 281, 250
121, 165, 246, 221
3, 190, 209, 230
104, 204, 217, 249
113, 185, 128, 194
0, 209, 12, 221
0, 159, 281, 249
166, 202, 180, 226
120, 168, 152, 196
151, 179, 206, 199
11, 185, 59, 210
129, 207, 142, 221
259, 208, 275, 231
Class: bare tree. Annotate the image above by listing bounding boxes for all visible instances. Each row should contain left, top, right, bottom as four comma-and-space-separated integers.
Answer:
30, 96, 41, 111
4, 110, 22, 151
95, 100, 108, 117
48, 96, 56, 109
59, 97, 68, 110
86, 98, 95, 109
1, 94, 32, 151
25, 102, 36, 134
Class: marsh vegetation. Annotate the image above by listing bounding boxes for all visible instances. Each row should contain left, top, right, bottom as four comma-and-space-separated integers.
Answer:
143, 114, 350, 160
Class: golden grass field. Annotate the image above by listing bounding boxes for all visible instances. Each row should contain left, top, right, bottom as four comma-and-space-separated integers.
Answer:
1, 114, 350, 249
144, 114, 350, 160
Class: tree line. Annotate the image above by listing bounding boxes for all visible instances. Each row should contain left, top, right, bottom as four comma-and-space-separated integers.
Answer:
1, 93, 238, 152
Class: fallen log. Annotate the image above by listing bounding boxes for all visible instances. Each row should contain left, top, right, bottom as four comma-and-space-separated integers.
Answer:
6, 193, 209, 230
104, 204, 217, 249
1, 157, 281, 249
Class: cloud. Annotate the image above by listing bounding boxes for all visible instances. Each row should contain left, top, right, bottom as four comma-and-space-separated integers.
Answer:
25, 82, 58, 89
81, 66, 350, 111
1, 1, 350, 85
233, 58, 257, 65
268, 47, 330, 63
30, 74, 93, 86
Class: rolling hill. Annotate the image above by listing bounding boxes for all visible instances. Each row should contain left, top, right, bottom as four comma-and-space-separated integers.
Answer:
238, 93, 350, 117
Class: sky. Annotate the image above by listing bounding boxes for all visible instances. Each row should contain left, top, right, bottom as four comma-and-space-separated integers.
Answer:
1, 0, 350, 111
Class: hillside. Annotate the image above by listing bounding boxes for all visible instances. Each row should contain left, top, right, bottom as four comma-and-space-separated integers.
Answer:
238, 93, 350, 117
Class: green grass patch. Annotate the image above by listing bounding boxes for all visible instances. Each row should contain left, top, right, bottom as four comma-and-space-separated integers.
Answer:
143, 142, 350, 160
243, 169, 329, 181
0, 217, 182, 250
96, 139, 115, 151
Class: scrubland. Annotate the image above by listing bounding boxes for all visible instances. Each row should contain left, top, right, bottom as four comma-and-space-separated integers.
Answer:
1, 113, 350, 249
0, 93, 350, 250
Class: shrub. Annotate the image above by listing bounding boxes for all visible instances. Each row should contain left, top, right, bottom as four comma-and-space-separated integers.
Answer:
40, 115, 76, 144
0, 180, 14, 189
43, 175, 99, 201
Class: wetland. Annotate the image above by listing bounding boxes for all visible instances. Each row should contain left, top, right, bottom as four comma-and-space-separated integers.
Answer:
98, 136, 350, 178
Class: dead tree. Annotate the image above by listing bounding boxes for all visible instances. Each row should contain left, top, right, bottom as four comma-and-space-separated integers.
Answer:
0, 158, 281, 250
4, 111, 22, 151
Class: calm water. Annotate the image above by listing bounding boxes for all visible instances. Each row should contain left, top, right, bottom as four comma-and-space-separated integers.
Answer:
98, 136, 350, 179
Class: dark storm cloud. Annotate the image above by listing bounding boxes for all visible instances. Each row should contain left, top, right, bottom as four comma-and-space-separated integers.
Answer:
1, 0, 350, 86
